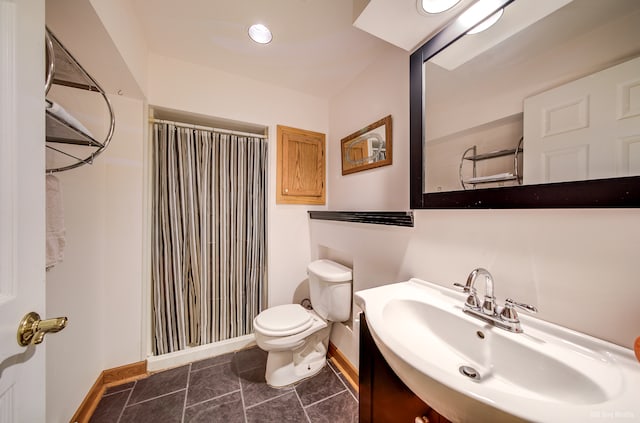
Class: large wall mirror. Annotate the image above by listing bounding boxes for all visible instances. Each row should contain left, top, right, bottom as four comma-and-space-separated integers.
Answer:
410, 0, 640, 208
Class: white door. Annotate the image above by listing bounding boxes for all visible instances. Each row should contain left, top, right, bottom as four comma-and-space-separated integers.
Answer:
523, 56, 640, 184
0, 1, 47, 422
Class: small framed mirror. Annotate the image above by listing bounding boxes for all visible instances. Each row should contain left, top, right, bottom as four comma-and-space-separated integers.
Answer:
341, 115, 392, 175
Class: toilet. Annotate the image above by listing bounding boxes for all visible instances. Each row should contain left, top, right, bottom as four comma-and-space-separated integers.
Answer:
253, 259, 352, 387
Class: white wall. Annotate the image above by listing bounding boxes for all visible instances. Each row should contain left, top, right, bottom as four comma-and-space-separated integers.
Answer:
322, 43, 640, 368
89, 0, 149, 96
328, 44, 410, 210
46, 94, 144, 422
146, 53, 329, 312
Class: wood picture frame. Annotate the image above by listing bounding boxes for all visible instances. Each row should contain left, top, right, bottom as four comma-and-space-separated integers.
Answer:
341, 115, 392, 175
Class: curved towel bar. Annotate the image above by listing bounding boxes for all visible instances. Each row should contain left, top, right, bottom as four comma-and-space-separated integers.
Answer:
45, 27, 115, 173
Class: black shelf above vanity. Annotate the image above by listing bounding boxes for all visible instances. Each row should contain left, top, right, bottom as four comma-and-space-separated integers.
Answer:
308, 211, 414, 227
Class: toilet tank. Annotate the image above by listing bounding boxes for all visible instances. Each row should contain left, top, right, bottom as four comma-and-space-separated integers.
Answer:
308, 259, 352, 322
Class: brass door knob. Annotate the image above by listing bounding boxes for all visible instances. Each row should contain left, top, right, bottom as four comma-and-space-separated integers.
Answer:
17, 311, 67, 346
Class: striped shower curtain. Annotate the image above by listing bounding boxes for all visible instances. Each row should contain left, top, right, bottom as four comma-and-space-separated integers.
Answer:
151, 122, 268, 355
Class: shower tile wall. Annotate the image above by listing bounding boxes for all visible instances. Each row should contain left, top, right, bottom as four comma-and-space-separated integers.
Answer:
89, 347, 358, 423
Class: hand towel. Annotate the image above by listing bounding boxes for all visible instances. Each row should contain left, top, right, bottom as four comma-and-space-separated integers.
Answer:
466, 172, 514, 184
46, 99, 94, 138
46, 174, 66, 270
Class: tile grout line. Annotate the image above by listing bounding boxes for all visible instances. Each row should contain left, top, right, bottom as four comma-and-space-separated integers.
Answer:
243, 389, 295, 410
190, 359, 233, 374
293, 388, 313, 423
328, 360, 358, 402
184, 389, 241, 411
115, 381, 136, 423
124, 387, 187, 407
180, 363, 192, 423
238, 367, 249, 423
101, 385, 132, 399
302, 388, 348, 409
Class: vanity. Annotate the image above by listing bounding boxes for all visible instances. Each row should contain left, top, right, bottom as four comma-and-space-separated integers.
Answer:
359, 312, 450, 423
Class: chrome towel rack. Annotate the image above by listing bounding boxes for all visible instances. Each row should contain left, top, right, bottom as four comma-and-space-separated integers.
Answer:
45, 27, 115, 173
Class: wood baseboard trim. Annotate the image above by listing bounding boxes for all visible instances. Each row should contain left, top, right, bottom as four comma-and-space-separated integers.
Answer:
70, 361, 147, 423
70, 372, 104, 423
103, 360, 148, 386
328, 342, 359, 393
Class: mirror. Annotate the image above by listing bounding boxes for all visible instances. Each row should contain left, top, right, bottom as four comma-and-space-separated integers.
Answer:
409, 0, 640, 208
341, 115, 392, 175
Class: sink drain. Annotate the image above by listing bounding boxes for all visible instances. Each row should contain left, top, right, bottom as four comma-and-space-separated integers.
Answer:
459, 365, 481, 381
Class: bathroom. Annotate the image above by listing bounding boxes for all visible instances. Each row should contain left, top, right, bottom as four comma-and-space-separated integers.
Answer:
2, 0, 639, 422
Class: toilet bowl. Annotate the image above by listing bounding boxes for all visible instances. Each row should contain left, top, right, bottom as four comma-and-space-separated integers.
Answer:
253, 259, 352, 387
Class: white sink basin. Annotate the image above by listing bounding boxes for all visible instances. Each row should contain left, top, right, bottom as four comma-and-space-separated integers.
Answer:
355, 279, 640, 422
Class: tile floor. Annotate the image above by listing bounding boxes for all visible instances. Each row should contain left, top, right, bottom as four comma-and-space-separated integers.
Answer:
89, 347, 358, 423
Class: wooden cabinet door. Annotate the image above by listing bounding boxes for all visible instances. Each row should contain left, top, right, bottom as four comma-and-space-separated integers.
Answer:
277, 125, 325, 204
359, 314, 451, 423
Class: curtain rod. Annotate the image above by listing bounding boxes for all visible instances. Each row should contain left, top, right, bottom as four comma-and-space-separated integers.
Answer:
150, 118, 268, 139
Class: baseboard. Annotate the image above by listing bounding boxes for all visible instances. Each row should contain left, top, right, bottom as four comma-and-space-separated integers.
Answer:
146, 334, 255, 372
328, 342, 359, 393
70, 361, 147, 423
69, 372, 104, 423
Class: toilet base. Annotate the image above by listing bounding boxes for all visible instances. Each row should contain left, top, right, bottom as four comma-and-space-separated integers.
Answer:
264, 327, 330, 387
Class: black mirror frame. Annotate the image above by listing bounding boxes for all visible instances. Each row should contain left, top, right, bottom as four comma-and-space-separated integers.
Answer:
409, 0, 640, 209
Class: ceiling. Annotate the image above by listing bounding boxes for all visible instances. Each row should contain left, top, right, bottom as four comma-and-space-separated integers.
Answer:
130, 0, 399, 99
128, 0, 483, 99
47, 0, 476, 100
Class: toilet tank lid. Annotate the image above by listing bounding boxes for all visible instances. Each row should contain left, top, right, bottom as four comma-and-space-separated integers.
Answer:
307, 259, 352, 282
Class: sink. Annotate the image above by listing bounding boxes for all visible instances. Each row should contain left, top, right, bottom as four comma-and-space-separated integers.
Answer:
355, 279, 640, 422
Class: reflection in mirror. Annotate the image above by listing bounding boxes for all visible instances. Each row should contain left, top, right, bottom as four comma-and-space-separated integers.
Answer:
341, 115, 392, 175
424, 0, 640, 193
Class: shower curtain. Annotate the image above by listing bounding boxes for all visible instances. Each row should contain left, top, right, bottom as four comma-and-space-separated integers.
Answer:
151, 122, 268, 355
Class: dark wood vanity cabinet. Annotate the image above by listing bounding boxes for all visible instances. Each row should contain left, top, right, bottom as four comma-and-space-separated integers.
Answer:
359, 313, 451, 423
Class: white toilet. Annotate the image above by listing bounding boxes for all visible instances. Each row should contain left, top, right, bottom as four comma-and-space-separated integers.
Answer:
253, 259, 352, 387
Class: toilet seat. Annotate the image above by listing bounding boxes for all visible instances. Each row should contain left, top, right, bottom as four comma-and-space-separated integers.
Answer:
254, 304, 314, 337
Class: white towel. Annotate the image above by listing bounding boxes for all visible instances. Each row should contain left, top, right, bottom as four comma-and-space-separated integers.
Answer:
46, 175, 66, 270
46, 99, 94, 138
466, 172, 514, 183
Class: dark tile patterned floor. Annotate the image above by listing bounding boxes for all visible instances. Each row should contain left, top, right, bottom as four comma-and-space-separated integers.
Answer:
89, 347, 358, 423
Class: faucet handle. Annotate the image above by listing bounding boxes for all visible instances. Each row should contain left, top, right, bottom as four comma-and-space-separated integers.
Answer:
465, 290, 480, 309
453, 282, 469, 292
500, 298, 537, 323
505, 298, 538, 313
452, 283, 480, 308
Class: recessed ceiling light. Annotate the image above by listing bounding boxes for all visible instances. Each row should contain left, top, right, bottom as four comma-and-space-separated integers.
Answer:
248, 24, 272, 44
466, 8, 504, 34
458, 1, 505, 35
419, 0, 462, 14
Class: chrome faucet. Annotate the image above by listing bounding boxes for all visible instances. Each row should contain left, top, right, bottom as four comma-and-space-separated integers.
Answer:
468, 268, 496, 315
454, 268, 538, 333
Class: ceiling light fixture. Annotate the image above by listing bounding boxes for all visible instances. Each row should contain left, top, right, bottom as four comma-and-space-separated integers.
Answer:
431, 0, 571, 70
458, 0, 504, 34
420, 0, 463, 14
248, 24, 272, 44
466, 8, 503, 34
